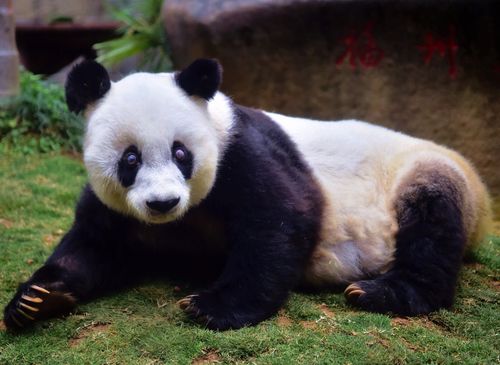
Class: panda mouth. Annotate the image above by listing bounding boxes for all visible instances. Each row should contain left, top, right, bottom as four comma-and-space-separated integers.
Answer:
149, 210, 174, 219
146, 208, 180, 224
148, 210, 168, 217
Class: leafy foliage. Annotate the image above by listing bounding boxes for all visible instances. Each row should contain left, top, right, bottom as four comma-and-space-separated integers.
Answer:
0, 71, 83, 154
94, 0, 172, 71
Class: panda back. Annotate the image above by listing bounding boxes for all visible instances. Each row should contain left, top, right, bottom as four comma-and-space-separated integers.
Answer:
264, 112, 491, 286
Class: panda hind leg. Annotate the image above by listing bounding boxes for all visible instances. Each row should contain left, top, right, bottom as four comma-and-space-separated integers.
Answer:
345, 165, 467, 316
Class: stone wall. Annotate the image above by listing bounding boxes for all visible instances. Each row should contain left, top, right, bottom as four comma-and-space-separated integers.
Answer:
0, 0, 19, 98
13, 0, 109, 23
163, 0, 500, 196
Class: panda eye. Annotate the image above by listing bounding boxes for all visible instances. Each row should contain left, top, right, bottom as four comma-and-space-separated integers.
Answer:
174, 148, 186, 161
126, 152, 139, 166
118, 145, 141, 188
172, 142, 187, 162
172, 141, 193, 179
120, 145, 141, 168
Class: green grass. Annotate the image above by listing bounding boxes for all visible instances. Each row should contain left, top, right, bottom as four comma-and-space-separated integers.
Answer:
0, 152, 498, 365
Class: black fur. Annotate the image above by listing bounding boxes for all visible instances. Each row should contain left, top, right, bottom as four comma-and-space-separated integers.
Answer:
182, 106, 324, 329
3, 105, 324, 331
346, 169, 467, 315
65, 60, 111, 113
175, 59, 222, 100
117, 145, 142, 188
172, 141, 194, 179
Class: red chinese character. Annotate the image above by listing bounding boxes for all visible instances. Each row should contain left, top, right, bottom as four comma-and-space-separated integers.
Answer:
336, 22, 384, 69
418, 26, 459, 79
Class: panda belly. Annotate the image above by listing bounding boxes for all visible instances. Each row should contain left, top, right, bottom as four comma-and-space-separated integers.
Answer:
265, 112, 425, 286
304, 173, 399, 285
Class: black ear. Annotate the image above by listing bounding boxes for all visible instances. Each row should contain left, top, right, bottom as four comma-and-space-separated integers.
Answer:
65, 60, 111, 113
175, 59, 222, 100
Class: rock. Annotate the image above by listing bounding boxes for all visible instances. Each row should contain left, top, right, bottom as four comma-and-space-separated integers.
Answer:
0, 0, 20, 99
163, 0, 500, 195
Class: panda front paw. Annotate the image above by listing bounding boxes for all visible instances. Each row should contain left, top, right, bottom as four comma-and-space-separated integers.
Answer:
344, 280, 392, 313
4, 284, 76, 330
344, 278, 434, 316
178, 292, 254, 330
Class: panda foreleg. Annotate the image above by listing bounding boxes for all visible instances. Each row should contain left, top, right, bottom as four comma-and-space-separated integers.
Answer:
3, 225, 133, 330
345, 166, 467, 316
3, 263, 78, 330
179, 224, 306, 330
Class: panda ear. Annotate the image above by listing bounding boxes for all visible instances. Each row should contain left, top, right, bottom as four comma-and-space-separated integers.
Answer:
65, 60, 111, 114
175, 59, 222, 100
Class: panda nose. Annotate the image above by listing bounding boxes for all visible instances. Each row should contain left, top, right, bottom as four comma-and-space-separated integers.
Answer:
146, 197, 180, 214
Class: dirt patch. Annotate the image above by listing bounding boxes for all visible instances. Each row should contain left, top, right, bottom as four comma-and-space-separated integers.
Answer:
489, 280, 500, 291
366, 336, 390, 349
391, 317, 412, 327
318, 303, 335, 318
191, 350, 221, 364
43, 234, 57, 248
424, 317, 453, 332
275, 309, 293, 327
69, 322, 111, 347
276, 315, 293, 327
400, 337, 421, 352
391, 316, 445, 331
300, 320, 318, 330
0, 218, 13, 229
34, 175, 58, 188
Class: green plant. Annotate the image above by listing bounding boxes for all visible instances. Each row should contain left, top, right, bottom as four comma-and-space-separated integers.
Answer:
0, 71, 83, 153
94, 0, 172, 72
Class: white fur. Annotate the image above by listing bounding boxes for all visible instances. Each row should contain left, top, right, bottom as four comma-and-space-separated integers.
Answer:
265, 112, 481, 285
84, 72, 233, 224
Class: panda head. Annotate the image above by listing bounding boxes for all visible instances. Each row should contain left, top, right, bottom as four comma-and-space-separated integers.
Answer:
65, 59, 227, 224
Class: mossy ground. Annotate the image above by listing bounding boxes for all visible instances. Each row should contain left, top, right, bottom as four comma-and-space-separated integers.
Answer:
0, 152, 498, 365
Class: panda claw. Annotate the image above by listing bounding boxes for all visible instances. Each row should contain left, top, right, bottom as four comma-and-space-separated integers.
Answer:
348, 289, 365, 297
344, 284, 366, 299
21, 295, 43, 304
19, 302, 39, 312
30, 285, 50, 294
16, 308, 35, 321
177, 299, 188, 310
345, 283, 360, 293
177, 296, 196, 310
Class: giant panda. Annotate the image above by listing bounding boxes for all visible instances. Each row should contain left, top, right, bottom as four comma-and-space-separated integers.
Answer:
3, 59, 492, 331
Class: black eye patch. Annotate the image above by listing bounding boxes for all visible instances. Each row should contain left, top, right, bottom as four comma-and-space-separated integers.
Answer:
118, 145, 142, 187
172, 141, 193, 179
